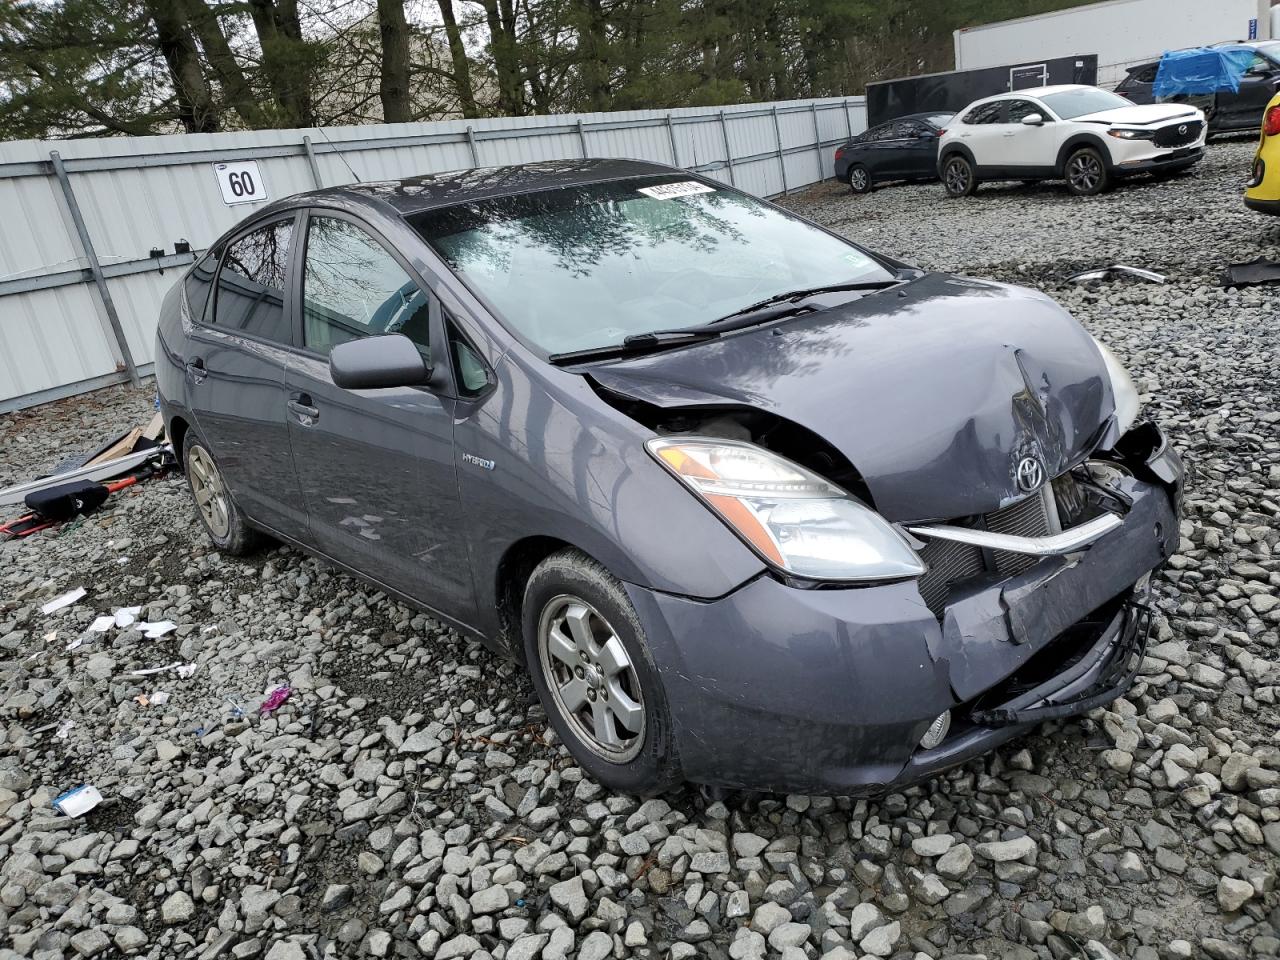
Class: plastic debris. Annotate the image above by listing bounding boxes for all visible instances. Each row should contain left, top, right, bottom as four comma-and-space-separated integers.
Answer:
115, 606, 142, 628
41, 587, 86, 615
259, 685, 291, 715
1221, 257, 1280, 288
139, 620, 178, 639
151, 691, 171, 705
65, 634, 92, 652
1066, 264, 1166, 284
88, 615, 115, 633
55, 719, 75, 739
53, 784, 103, 818
129, 662, 196, 678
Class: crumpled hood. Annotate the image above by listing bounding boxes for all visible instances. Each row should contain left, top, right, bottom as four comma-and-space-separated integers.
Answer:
589, 273, 1116, 522
1075, 104, 1200, 126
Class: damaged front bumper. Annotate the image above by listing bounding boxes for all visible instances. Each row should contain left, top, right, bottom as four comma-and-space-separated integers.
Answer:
625, 424, 1182, 794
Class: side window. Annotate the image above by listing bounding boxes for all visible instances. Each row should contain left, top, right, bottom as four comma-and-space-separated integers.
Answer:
1134, 64, 1158, 84
213, 219, 293, 343
963, 102, 1004, 125
183, 250, 217, 323
1006, 100, 1042, 123
886, 121, 914, 139
867, 123, 893, 141
302, 216, 430, 359
1248, 54, 1274, 75
447, 320, 491, 397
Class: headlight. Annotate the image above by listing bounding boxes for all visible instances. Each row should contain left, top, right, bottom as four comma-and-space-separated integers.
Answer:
646, 438, 924, 582
1091, 336, 1141, 435
1107, 128, 1153, 140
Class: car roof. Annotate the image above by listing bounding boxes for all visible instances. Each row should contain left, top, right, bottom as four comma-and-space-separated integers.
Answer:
270, 158, 682, 218
961, 84, 1091, 110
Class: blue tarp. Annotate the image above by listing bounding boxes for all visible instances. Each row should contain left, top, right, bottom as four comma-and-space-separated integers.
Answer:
1153, 47, 1255, 98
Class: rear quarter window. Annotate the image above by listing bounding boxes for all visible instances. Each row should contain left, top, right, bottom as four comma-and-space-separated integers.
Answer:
963, 102, 1004, 124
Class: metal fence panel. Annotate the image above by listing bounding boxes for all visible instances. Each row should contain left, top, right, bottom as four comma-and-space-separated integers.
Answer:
0, 95, 865, 412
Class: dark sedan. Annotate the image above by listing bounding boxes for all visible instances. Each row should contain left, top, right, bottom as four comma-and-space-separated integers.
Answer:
1116, 41, 1280, 134
157, 159, 1182, 795
834, 112, 953, 192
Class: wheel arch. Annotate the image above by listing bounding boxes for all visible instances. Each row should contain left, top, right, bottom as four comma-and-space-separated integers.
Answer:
492, 535, 580, 662
1055, 134, 1112, 176
937, 142, 976, 176
168, 414, 192, 471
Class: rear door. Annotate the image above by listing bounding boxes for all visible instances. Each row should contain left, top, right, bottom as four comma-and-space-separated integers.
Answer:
1228, 53, 1280, 127
956, 101, 1006, 169
185, 214, 309, 541
898, 120, 940, 177
283, 209, 475, 622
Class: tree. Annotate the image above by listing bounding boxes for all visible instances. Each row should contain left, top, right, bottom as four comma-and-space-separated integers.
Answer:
144, 0, 219, 132
377, 0, 412, 122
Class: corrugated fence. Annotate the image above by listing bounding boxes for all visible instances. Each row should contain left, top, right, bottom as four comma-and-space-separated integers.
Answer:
0, 96, 866, 413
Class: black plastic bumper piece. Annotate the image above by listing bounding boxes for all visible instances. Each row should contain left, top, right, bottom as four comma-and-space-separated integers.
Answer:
970, 597, 1152, 728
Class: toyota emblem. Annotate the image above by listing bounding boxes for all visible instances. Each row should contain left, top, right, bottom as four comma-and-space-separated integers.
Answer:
1178, 124, 1187, 135
1016, 456, 1045, 493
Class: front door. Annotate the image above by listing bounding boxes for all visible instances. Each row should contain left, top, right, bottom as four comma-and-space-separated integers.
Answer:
283, 211, 475, 623
999, 99, 1059, 171
186, 214, 309, 541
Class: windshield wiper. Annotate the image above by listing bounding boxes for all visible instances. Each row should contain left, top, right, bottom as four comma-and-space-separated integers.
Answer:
548, 328, 720, 365
710, 278, 905, 326
547, 276, 909, 366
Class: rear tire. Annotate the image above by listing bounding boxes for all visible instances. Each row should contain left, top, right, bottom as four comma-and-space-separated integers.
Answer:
942, 155, 977, 197
1064, 146, 1111, 197
182, 431, 263, 556
847, 164, 872, 194
523, 549, 680, 796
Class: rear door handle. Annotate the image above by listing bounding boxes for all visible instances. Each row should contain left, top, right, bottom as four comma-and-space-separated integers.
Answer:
185, 357, 206, 384
287, 396, 319, 425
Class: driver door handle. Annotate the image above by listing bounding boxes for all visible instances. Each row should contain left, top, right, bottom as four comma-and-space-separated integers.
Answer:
288, 395, 319, 425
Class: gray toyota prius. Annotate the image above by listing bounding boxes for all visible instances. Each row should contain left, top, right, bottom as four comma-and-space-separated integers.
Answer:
155, 158, 1182, 795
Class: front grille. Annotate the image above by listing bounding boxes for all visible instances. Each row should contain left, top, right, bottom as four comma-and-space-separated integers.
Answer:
915, 477, 1082, 618
1153, 120, 1202, 147
985, 489, 1054, 577
917, 537, 986, 616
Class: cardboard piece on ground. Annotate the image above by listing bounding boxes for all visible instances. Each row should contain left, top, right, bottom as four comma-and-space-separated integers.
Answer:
141, 412, 165, 442
84, 427, 143, 468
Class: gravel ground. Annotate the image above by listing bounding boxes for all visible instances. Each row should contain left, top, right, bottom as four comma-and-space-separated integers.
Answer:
1, 138, 1277, 960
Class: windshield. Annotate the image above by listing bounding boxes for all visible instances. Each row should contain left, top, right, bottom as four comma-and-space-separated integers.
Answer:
411, 177, 892, 355
1041, 88, 1133, 119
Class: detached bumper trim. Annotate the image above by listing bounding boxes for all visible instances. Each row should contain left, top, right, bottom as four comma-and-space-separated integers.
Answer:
908, 510, 1122, 557
969, 597, 1152, 727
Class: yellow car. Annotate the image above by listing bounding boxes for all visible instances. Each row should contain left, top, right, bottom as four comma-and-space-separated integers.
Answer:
1245, 91, 1280, 214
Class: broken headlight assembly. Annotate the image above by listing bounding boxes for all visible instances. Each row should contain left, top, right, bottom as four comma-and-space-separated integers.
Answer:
646, 438, 925, 582
1090, 335, 1141, 436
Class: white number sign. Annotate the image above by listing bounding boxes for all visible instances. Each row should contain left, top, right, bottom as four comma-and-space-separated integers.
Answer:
213, 161, 268, 205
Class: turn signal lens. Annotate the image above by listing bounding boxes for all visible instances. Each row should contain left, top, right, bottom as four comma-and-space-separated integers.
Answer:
1265, 106, 1280, 138
647, 438, 925, 582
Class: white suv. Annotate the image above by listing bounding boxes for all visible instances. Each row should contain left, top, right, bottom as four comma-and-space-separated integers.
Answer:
938, 85, 1207, 197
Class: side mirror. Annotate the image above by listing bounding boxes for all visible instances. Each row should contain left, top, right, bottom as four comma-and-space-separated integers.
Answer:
1021, 113, 1045, 126
330, 333, 430, 390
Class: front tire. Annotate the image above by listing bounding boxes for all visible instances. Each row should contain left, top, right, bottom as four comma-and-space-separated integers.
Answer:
523, 549, 679, 795
1064, 146, 1110, 196
182, 431, 262, 556
942, 155, 977, 197
847, 164, 872, 194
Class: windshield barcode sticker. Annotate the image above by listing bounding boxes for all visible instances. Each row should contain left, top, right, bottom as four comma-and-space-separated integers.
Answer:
638, 181, 716, 200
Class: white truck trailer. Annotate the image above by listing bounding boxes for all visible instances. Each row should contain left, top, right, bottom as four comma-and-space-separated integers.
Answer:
954, 0, 1275, 89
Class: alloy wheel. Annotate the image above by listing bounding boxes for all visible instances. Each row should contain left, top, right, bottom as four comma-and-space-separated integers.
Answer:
944, 159, 970, 195
1067, 153, 1103, 193
849, 168, 869, 192
537, 594, 646, 762
187, 445, 231, 540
